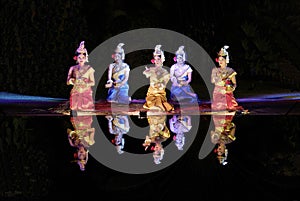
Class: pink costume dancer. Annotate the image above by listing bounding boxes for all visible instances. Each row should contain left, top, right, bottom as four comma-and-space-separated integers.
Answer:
67, 41, 95, 111
68, 115, 95, 148
211, 45, 242, 111
210, 114, 236, 165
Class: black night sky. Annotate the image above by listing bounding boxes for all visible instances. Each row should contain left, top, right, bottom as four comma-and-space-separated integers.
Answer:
1, 0, 300, 97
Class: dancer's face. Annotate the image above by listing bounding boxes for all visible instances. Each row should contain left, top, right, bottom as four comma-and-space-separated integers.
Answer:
176, 55, 184, 65
154, 55, 162, 66
218, 56, 226, 68
77, 54, 86, 65
114, 53, 122, 62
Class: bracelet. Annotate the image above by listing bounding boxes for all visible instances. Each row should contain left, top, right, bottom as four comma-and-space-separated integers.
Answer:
107, 80, 113, 83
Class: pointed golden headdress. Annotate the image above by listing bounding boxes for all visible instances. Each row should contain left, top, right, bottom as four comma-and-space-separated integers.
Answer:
217, 45, 230, 63
76, 41, 89, 62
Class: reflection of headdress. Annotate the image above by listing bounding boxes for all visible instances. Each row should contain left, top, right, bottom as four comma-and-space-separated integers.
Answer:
114, 43, 125, 60
217, 148, 228, 165
173, 133, 185, 150
153, 44, 165, 62
76, 41, 89, 62
217, 45, 229, 63
74, 149, 89, 171
153, 148, 164, 164
175, 45, 186, 61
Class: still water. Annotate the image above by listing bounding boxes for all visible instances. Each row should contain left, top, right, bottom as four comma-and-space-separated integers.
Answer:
1, 112, 299, 201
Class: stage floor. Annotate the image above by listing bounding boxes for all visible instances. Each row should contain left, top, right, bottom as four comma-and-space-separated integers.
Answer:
1, 92, 300, 116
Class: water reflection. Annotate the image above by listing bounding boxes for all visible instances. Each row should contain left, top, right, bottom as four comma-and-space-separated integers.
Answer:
169, 115, 192, 150
67, 115, 95, 171
63, 112, 240, 170
142, 115, 171, 164
211, 114, 236, 165
65, 112, 238, 167
105, 115, 129, 154
1, 113, 299, 200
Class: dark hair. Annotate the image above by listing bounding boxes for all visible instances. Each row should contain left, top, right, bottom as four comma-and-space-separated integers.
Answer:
75, 51, 86, 56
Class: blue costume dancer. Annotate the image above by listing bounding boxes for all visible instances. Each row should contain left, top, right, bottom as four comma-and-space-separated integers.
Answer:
106, 43, 131, 104
170, 46, 199, 103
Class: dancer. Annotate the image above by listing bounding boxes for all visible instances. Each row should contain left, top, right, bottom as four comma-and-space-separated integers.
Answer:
170, 46, 199, 103
67, 41, 95, 112
211, 45, 242, 111
106, 43, 131, 104
143, 45, 173, 111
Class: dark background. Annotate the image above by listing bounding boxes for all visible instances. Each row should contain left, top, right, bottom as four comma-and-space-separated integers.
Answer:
1, 0, 300, 98
1, 0, 300, 201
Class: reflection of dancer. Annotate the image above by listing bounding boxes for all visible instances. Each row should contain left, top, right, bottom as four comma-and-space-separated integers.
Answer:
67, 41, 95, 111
68, 116, 95, 148
169, 115, 192, 150
73, 144, 89, 171
143, 45, 173, 111
106, 115, 130, 154
67, 115, 95, 171
211, 45, 242, 111
143, 115, 170, 164
170, 46, 199, 103
211, 115, 236, 165
106, 43, 131, 104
